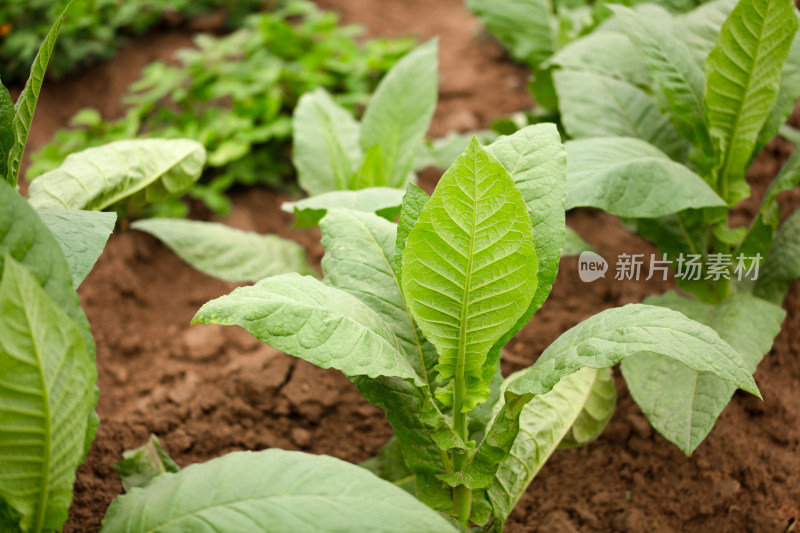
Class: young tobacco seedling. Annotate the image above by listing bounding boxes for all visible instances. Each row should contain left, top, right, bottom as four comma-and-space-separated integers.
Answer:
547, 0, 800, 452
102, 128, 759, 531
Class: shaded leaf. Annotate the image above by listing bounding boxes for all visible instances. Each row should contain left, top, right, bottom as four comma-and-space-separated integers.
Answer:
101, 450, 458, 533
36, 209, 116, 288
131, 219, 314, 282
563, 226, 595, 255
565, 137, 725, 217
292, 88, 362, 196
282, 187, 406, 228
755, 209, 800, 304
622, 291, 784, 454
113, 435, 180, 492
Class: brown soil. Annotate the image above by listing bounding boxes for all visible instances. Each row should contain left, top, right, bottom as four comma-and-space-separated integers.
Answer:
16, 0, 798, 532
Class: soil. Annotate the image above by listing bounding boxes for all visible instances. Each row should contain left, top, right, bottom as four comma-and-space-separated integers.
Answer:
14, 0, 798, 531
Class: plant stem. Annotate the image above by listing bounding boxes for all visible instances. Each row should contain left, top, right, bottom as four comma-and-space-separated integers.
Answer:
452, 380, 471, 525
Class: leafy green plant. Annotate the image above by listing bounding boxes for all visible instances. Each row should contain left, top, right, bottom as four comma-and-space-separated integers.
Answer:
131, 39, 439, 282
0, 11, 210, 530
26, 0, 416, 216
0, 0, 265, 84
466, 0, 717, 123
547, 0, 800, 453
102, 129, 760, 531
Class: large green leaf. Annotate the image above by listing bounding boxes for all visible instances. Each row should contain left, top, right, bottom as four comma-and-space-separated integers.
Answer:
36, 209, 116, 289
754, 209, 800, 304
487, 124, 566, 334
558, 366, 616, 448
101, 449, 458, 533
466, 0, 556, 67
704, 0, 798, 204
554, 69, 687, 160
27, 139, 206, 211
321, 209, 437, 384
282, 187, 405, 229
611, 5, 711, 155
547, 31, 651, 87
193, 273, 424, 385
0, 181, 94, 358
486, 367, 614, 526
754, 24, 800, 157
0, 80, 13, 180
131, 219, 314, 283
292, 88, 362, 196
6, 7, 68, 186
359, 40, 438, 188
621, 292, 784, 454
0, 258, 96, 533
401, 138, 538, 411
506, 304, 760, 400
565, 137, 725, 217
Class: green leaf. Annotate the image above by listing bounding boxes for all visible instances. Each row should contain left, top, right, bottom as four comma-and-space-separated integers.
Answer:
101, 450, 458, 533
36, 209, 116, 288
113, 434, 180, 492
505, 303, 760, 399
394, 183, 430, 282
0, 181, 94, 358
353, 145, 384, 189
622, 292, 784, 454
558, 366, 616, 448
466, 0, 556, 67
755, 25, 800, 156
554, 69, 687, 161
402, 138, 538, 411
547, 31, 651, 87
704, 0, 798, 204
0, 257, 96, 533
360, 40, 438, 188
486, 367, 614, 525
27, 139, 206, 211
487, 124, 566, 324
292, 88, 362, 196
282, 187, 406, 229
0, 80, 13, 180
563, 226, 595, 255
6, 6, 68, 186
610, 5, 712, 155
321, 209, 437, 384
193, 273, 424, 385
754, 209, 800, 304
565, 137, 726, 217
131, 219, 314, 283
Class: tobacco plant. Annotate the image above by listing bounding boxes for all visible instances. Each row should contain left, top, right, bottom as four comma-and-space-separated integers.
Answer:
102, 129, 760, 531
546, 0, 800, 453
0, 10, 208, 531
130, 39, 440, 282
